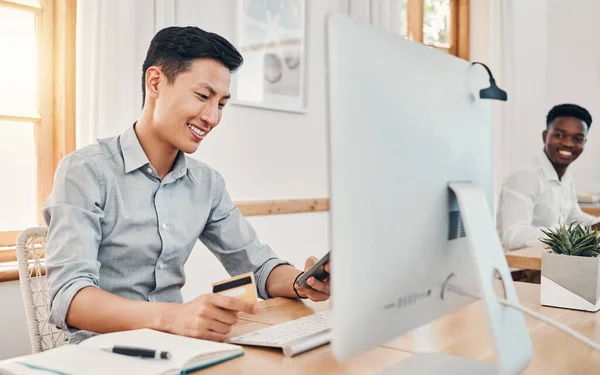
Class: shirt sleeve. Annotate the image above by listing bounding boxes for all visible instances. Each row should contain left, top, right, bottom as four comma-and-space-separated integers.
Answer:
496, 170, 555, 250
42, 151, 104, 331
199, 172, 290, 300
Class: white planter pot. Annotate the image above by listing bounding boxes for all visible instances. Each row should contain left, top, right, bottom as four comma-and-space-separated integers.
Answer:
540, 251, 600, 312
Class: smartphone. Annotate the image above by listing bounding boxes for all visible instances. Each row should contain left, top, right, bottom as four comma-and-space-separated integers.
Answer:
296, 251, 330, 289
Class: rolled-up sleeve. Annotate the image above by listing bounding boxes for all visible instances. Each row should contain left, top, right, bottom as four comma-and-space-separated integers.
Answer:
42, 152, 104, 331
199, 173, 289, 300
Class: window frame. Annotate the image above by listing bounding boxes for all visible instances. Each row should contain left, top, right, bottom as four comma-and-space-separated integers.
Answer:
0, 0, 76, 248
406, 0, 470, 60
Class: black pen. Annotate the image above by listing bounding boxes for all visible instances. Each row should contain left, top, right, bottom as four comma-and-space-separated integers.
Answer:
101, 345, 172, 359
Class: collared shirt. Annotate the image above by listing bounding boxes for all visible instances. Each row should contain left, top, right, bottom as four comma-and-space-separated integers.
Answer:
42, 125, 288, 343
496, 151, 599, 250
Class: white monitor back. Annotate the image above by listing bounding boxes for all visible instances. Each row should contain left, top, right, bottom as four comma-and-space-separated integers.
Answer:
326, 13, 530, 373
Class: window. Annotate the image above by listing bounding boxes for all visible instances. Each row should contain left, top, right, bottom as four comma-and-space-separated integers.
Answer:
0, 0, 76, 248
402, 0, 470, 60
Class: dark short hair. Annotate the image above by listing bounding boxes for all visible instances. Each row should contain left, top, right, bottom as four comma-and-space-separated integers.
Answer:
546, 104, 592, 130
141, 26, 243, 104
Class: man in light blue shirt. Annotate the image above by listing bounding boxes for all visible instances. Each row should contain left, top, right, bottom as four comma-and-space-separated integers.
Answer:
43, 26, 330, 344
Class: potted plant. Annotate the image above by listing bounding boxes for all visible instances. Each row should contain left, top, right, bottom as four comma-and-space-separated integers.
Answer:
539, 222, 600, 312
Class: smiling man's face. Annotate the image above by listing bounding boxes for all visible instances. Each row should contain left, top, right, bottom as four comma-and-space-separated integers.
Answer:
148, 58, 232, 154
542, 116, 588, 169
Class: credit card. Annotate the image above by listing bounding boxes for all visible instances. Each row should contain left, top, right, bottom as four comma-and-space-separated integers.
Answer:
212, 272, 258, 305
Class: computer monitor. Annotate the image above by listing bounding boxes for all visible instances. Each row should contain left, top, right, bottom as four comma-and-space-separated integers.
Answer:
326, 13, 532, 374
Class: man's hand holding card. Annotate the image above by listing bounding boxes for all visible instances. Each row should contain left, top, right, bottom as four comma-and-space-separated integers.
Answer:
158, 273, 259, 342
212, 272, 259, 305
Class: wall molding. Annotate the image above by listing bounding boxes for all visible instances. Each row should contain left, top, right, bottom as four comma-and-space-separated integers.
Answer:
0, 268, 18, 283
236, 198, 329, 217
0, 231, 20, 248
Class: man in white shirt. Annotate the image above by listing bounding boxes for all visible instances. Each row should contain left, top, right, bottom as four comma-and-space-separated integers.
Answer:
497, 103, 600, 252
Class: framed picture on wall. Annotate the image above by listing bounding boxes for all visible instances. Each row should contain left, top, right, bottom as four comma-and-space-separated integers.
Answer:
232, 0, 307, 113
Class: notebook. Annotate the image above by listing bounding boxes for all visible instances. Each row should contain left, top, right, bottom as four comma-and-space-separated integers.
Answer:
0, 329, 244, 375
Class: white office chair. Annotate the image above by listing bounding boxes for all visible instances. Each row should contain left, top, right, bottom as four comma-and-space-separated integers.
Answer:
16, 226, 70, 353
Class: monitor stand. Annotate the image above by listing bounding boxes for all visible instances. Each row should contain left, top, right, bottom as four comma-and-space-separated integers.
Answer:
380, 182, 533, 375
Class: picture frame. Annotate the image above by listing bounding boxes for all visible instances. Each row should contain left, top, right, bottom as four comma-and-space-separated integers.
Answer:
232, 0, 308, 113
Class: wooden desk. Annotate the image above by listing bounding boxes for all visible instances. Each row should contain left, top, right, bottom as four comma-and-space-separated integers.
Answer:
581, 202, 600, 216
505, 245, 545, 271
384, 282, 600, 374
196, 282, 600, 374
199, 304, 410, 374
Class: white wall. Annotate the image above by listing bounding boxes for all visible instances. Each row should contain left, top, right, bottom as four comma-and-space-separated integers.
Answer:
0, 281, 30, 359
504, 0, 548, 180
470, 0, 501, 199
491, 0, 600, 194
469, 0, 600, 200
76, 0, 155, 146
179, 0, 333, 201
470, 0, 550, 201
545, 0, 600, 193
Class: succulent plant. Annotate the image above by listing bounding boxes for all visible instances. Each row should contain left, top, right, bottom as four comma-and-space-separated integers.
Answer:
540, 222, 600, 257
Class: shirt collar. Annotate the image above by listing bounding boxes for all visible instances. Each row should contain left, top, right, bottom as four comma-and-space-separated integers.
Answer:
170, 150, 189, 181
119, 124, 189, 179
538, 150, 570, 183
120, 125, 149, 174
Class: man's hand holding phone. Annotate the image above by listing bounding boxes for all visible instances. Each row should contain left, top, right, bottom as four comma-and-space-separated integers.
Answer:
294, 251, 331, 302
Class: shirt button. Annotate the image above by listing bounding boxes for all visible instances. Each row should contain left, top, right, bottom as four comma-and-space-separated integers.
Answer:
147, 167, 153, 174
162, 223, 168, 229
158, 262, 165, 269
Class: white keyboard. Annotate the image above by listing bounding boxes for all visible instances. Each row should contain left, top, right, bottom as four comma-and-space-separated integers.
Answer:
229, 311, 332, 357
